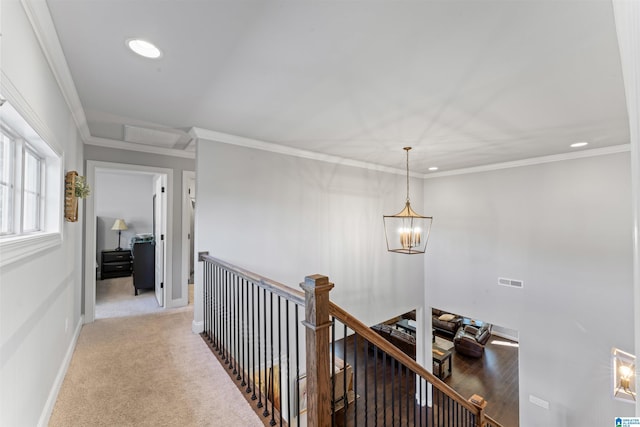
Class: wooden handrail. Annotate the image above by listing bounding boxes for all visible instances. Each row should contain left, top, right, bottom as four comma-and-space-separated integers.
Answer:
198, 255, 498, 425
328, 302, 481, 416
199, 253, 305, 306
484, 414, 504, 427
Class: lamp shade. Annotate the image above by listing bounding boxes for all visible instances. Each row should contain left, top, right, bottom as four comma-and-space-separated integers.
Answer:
111, 219, 128, 231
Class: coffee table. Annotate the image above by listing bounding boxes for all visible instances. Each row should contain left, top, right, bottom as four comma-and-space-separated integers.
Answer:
432, 345, 452, 380
395, 318, 416, 336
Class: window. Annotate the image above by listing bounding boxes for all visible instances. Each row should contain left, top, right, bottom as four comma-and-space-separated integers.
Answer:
22, 147, 43, 232
0, 95, 62, 267
0, 133, 14, 234
0, 127, 45, 235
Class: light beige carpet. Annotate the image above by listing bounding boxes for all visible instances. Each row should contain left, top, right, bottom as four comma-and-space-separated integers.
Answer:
49, 306, 263, 427
96, 276, 163, 319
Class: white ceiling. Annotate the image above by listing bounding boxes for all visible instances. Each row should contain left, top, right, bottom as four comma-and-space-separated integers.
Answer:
46, 0, 629, 173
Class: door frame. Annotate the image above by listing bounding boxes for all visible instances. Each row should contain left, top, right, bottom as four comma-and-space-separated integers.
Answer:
153, 174, 167, 308
181, 171, 195, 304
84, 161, 173, 323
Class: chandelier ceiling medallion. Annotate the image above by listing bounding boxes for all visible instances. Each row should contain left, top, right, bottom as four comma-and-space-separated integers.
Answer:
383, 147, 433, 254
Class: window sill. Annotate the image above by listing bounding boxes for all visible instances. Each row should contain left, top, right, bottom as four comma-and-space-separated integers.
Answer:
0, 232, 62, 268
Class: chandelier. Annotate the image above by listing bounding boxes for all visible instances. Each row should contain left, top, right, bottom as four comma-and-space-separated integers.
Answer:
383, 147, 433, 254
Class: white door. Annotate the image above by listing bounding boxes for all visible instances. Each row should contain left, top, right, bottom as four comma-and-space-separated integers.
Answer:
188, 176, 195, 283
153, 175, 166, 307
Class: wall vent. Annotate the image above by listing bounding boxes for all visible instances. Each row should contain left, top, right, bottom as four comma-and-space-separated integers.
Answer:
498, 277, 524, 288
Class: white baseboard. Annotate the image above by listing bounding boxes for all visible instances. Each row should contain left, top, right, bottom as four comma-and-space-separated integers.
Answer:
37, 315, 84, 427
170, 296, 188, 309
491, 330, 519, 343
192, 319, 204, 334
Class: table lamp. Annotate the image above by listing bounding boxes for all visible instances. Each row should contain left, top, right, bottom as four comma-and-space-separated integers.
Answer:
111, 219, 128, 250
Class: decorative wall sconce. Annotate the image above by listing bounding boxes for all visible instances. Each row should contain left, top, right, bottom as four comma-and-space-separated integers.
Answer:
383, 147, 433, 254
612, 348, 636, 402
64, 171, 91, 222
64, 171, 79, 222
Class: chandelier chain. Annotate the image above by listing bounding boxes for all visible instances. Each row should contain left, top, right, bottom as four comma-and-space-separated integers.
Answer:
405, 147, 411, 203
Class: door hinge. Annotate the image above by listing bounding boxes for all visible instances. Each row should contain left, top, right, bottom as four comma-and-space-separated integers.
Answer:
161, 282, 164, 289
161, 186, 165, 193
161, 234, 164, 241
188, 233, 190, 240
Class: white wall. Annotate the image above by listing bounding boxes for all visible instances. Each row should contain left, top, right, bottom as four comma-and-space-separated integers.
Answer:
0, 1, 84, 425
96, 171, 153, 255
195, 140, 425, 327
611, 1, 640, 416
424, 153, 634, 426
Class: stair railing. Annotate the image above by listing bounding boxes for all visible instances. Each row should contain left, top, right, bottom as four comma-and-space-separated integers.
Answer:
199, 253, 503, 427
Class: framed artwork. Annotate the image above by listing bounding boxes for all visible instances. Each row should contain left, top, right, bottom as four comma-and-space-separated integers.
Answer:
297, 374, 307, 415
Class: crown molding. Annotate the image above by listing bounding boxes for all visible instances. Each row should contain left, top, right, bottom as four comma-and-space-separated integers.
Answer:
190, 127, 412, 177
20, 0, 91, 142
424, 144, 632, 179
86, 136, 196, 159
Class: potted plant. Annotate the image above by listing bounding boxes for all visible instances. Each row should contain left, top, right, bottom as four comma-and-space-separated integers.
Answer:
74, 175, 91, 199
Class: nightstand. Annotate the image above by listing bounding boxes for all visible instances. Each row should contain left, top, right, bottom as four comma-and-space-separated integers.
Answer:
101, 249, 132, 279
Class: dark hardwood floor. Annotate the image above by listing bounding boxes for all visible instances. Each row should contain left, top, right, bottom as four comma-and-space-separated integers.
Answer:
441, 334, 519, 427
330, 332, 519, 427
203, 328, 519, 426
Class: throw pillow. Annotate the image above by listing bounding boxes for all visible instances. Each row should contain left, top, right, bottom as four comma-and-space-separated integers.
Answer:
438, 313, 456, 322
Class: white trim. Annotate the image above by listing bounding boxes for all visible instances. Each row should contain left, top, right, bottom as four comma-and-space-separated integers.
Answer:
189, 127, 411, 177
191, 127, 632, 179
18, 0, 634, 183
425, 144, 632, 178
84, 161, 173, 322
192, 319, 204, 334
86, 136, 195, 159
20, 0, 91, 142
37, 314, 84, 427
491, 330, 520, 343
0, 232, 61, 268
0, 71, 62, 157
181, 171, 195, 309
0, 86, 65, 267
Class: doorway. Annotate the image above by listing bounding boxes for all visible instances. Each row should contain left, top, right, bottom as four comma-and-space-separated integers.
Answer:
84, 161, 174, 323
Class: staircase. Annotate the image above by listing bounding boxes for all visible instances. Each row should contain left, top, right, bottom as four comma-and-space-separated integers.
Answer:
199, 253, 503, 427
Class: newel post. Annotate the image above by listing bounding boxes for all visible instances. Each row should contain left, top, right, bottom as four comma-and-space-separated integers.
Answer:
469, 394, 487, 427
300, 274, 334, 427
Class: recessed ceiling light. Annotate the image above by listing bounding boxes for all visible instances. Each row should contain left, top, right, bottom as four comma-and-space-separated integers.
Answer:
570, 142, 589, 148
126, 38, 162, 59
428, 166, 439, 171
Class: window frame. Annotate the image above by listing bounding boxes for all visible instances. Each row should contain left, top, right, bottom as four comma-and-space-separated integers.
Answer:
0, 130, 16, 235
21, 143, 44, 233
0, 93, 63, 267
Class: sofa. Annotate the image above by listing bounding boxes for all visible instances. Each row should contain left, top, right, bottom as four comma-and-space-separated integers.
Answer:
432, 308, 462, 338
371, 323, 416, 359
453, 324, 492, 358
